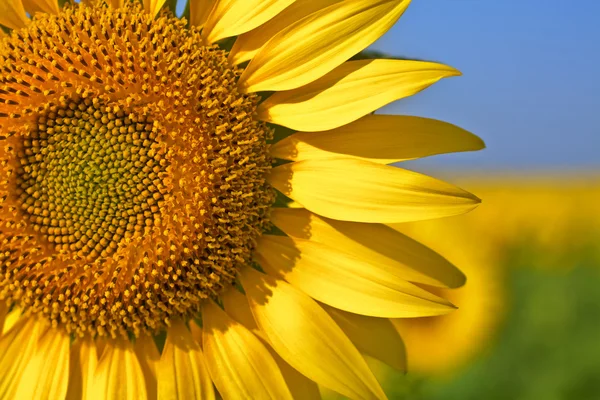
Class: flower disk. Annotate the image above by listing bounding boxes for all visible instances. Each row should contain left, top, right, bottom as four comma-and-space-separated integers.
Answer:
0, 3, 273, 338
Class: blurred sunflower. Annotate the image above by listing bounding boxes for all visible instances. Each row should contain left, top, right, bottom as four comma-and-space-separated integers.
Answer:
456, 178, 600, 264
390, 217, 506, 376
385, 178, 600, 378
0, 0, 484, 398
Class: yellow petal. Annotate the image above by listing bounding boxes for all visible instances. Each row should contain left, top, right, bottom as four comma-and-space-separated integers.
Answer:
202, 301, 293, 400
157, 320, 215, 400
221, 289, 320, 399
269, 158, 480, 223
270, 208, 466, 288
79, 338, 98, 400
66, 342, 83, 400
230, 0, 343, 65
136, 335, 160, 377
0, 0, 29, 30
93, 340, 148, 400
66, 337, 98, 400
0, 317, 43, 398
22, 0, 59, 15
0, 302, 7, 332
323, 305, 406, 372
135, 335, 159, 400
271, 114, 485, 164
255, 235, 454, 317
142, 0, 167, 18
95, 337, 108, 361
189, 0, 217, 29
221, 288, 264, 340
2, 307, 21, 334
240, 268, 386, 399
258, 59, 460, 132
273, 356, 320, 400
15, 327, 70, 400
203, 0, 295, 44
189, 323, 203, 348
239, 0, 410, 93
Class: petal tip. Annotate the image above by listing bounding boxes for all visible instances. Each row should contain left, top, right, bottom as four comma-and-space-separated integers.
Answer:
475, 136, 487, 150
445, 66, 462, 77
449, 271, 467, 289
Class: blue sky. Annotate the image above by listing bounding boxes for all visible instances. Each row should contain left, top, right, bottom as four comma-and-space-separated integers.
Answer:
373, 0, 600, 169
369, 0, 600, 171
176, 0, 599, 171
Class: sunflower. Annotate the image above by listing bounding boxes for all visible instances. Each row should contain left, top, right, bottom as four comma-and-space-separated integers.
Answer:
387, 178, 600, 377
0, 0, 484, 398
390, 217, 506, 376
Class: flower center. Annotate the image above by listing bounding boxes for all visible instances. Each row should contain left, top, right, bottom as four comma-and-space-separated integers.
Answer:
16, 100, 167, 259
0, 2, 273, 338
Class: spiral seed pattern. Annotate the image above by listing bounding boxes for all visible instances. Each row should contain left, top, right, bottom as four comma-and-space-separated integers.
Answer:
0, 2, 274, 338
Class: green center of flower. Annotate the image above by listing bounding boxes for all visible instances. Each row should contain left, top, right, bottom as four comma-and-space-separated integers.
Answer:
15, 100, 168, 259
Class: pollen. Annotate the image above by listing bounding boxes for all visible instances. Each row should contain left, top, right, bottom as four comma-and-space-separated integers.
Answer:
0, 2, 273, 337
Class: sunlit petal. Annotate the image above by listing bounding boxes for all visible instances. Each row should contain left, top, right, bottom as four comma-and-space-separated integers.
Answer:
240, 268, 387, 399
240, 0, 410, 92
269, 158, 480, 223
271, 114, 484, 164
202, 301, 293, 399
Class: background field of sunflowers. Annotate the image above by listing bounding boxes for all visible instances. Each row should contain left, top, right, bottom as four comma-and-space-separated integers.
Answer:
378, 179, 600, 400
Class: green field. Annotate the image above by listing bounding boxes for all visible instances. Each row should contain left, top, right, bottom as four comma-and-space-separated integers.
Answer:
381, 245, 600, 400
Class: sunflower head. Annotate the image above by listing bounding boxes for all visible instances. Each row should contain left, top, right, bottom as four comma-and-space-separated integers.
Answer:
0, 0, 486, 399
0, 1, 273, 338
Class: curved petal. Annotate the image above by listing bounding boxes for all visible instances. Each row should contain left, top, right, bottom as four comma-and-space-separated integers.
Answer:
202, 301, 293, 400
258, 59, 459, 132
269, 158, 480, 223
240, 267, 387, 399
255, 235, 454, 317
189, 0, 217, 29
22, 0, 59, 15
270, 114, 485, 164
0, 0, 28, 30
79, 338, 98, 398
323, 305, 406, 372
66, 344, 83, 400
221, 288, 264, 340
135, 335, 160, 400
189, 323, 204, 348
157, 320, 214, 400
94, 339, 148, 400
142, 0, 167, 17
0, 303, 7, 332
0, 317, 43, 398
274, 357, 321, 400
2, 307, 21, 334
239, 0, 410, 92
203, 0, 295, 44
230, 0, 342, 65
66, 337, 97, 400
270, 208, 466, 288
222, 289, 321, 399
15, 327, 70, 400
